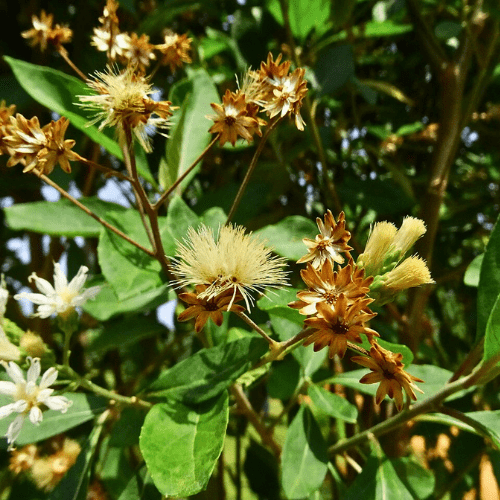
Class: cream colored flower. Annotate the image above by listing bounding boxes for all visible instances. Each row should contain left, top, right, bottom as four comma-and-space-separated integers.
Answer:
78, 66, 174, 152
156, 32, 192, 72
357, 221, 397, 276
383, 256, 434, 291
14, 263, 101, 319
119, 33, 156, 71
0, 357, 72, 450
21, 11, 72, 52
172, 224, 288, 310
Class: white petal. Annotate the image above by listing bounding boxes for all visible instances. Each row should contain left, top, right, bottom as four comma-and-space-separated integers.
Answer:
27, 357, 41, 384
25, 380, 37, 396
29, 406, 43, 425
44, 395, 72, 413
36, 388, 54, 401
35, 304, 58, 318
40, 367, 58, 388
0, 403, 17, 419
3, 361, 25, 384
29, 273, 56, 297
6, 414, 25, 448
0, 381, 17, 396
14, 292, 54, 305
9, 400, 28, 415
53, 263, 69, 294
73, 286, 101, 306
67, 266, 89, 294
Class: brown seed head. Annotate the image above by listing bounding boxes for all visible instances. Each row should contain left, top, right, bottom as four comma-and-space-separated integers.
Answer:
156, 32, 192, 73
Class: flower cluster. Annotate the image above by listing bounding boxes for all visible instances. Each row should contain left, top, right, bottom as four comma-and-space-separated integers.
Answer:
2, 115, 78, 175
172, 223, 288, 328
0, 277, 21, 362
91, 0, 192, 73
9, 436, 80, 491
290, 211, 432, 410
206, 52, 308, 146
0, 357, 72, 450
21, 10, 72, 52
79, 65, 175, 152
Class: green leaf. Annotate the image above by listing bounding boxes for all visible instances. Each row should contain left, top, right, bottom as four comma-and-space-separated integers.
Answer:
483, 292, 500, 366
162, 68, 219, 193
257, 287, 302, 310
166, 195, 200, 242
254, 216, 317, 260
3, 198, 127, 237
435, 20, 462, 40
477, 214, 500, 339
267, 356, 301, 400
464, 254, 483, 287
97, 209, 174, 300
0, 393, 106, 446
140, 393, 228, 497
5, 56, 122, 158
308, 385, 358, 423
267, 0, 331, 39
359, 336, 414, 365
48, 424, 103, 500
146, 337, 268, 404
281, 406, 328, 499
200, 206, 227, 232
100, 445, 135, 500
315, 45, 355, 96
344, 453, 414, 500
391, 457, 435, 499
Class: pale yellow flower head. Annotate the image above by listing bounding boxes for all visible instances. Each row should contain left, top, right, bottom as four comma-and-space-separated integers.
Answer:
172, 223, 289, 310
383, 256, 434, 291
392, 217, 426, 256
357, 221, 397, 276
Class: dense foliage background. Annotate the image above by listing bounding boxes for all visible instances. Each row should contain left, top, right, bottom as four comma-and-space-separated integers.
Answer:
1, 0, 500, 498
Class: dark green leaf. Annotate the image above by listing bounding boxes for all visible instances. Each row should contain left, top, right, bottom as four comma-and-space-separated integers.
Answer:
315, 45, 355, 96
165, 195, 199, 242
146, 337, 268, 404
477, 214, 500, 339
391, 457, 435, 499
267, 356, 301, 400
139, 393, 228, 497
5, 56, 121, 158
359, 336, 414, 365
281, 406, 328, 499
4, 198, 127, 237
435, 20, 462, 40
483, 292, 500, 366
254, 216, 317, 260
308, 385, 358, 423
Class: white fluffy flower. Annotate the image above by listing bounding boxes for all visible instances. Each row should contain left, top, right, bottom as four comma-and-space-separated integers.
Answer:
0, 357, 72, 450
14, 264, 101, 319
0, 277, 21, 362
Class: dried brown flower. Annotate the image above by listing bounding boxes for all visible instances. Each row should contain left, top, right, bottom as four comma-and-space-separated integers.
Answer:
156, 32, 192, 72
119, 33, 156, 72
0, 101, 16, 155
207, 90, 265, 146
4, 115, 77, 175
9, 444, 38, 475
178, 284, 246, 332
303, 296, 378, 358
351, 342, 424, 411
289, 260, 373, 316
91, 0, 123, 61
21, 11, 72, 51
297, 210, 353, 268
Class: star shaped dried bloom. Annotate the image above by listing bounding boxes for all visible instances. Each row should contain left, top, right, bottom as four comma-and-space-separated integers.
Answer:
178, 284, 246, 332
21, 10, 72, 52
4, 116, 78, 175
78, 66, 174, 152
172, 223, 289, 310
156, 32, 192, 72
9, 443, 38, 474
351, 342, 424, 411
0, 357, 72, 450
289, 260, 373, 316
119, 33, 156, 72
91, 0, 123, 61
0, 101, 16, 155
303, 296, 378, 358
207, 90, 265, 146
297, 210, 353, 268
14, 263, 101, 319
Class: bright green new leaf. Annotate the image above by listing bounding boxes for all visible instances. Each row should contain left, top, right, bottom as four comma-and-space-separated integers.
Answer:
281, 406, 328, 499
97, 209, 174, 300
308, 385, 358, 423
0, 393, 106, 447
4, 197, 127, 237
257, 288, 302, 310
464, 254, 483, 287
5, 56, 122, 158
162, 68, 219, 193
146, 337, 268, 404
477, 214, 500, 340
344, 453, 414, 500
254, 216, 317, 260
165, 195, 199, 242
140, 393, 228, 497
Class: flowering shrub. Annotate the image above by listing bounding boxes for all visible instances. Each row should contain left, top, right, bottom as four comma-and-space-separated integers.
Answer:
1, 0, 500, 498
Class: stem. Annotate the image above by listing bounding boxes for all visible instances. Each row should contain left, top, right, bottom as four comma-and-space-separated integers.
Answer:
230, 384, 282, 458
226, 118, 279, 223
73, 153, 133, 182
255, 328, 312, 368
60, 365, 152, 409
57, 46, 88, 81
438, 405, 495, 443
62, 327, 73, 368
327, 372, 476, 457
235, 310, 279, 347
153, 134, 220, 211
34, 171, 155, 257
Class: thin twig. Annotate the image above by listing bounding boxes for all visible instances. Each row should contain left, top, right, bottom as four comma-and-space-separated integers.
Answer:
235, 310, 278, 347
34, 171, 155, 256
57, 46, 88, 81
73, 153, 133, 182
